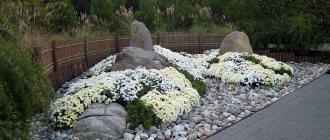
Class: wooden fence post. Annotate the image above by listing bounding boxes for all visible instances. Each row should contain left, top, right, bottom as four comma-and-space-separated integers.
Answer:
157, 33, 160, 45
84, 36, 89, 68
198, 33, 202, 53
33, 47, 41, 62
115, 34, 121, 53
52, 41, 57, 72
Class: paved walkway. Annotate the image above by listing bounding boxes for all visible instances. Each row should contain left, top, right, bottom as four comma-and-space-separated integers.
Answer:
208, 74, 330, 140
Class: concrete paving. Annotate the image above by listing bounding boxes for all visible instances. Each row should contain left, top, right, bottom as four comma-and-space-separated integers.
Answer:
208, 74, 330, 140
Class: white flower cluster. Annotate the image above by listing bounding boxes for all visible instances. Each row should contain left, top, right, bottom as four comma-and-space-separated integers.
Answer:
208, 52, 293, 86
141, 67, 200, 123
87, 54, 117, 76
251, 54, 294, 73
49, 86, 111, 128
154, 45, 215, 80
108, 67, 180, 102
50, 66, 198, 128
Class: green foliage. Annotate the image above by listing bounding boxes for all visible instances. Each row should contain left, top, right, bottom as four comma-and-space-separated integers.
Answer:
42, 1, 77, 33
172, 65, 206, 97
287, 14, 314, 50
225, 0, 259, 22
113, 0, 126, 9
174, 0, 198, 30
207, 57, 219, 64
242, 55, 293, 77
126, 99, 160, 130
0, 40, 54, 139
201, 0, 226, 23
241, 0, 330, 50
242, 55, 261, 64
90, 0, 115, 30
134, 0, 158, 31
273, 67, 293, 77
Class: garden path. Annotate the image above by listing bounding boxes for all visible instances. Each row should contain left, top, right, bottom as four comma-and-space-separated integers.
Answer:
208, 74, 330, 140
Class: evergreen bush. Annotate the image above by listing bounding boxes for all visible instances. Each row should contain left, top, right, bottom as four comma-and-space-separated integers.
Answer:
0, 40, 54, 139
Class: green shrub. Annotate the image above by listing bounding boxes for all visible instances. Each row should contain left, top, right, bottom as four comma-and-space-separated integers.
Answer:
201, 0, 226, 23
174, 0, 198, 30
225, 0, 259, 23
172, 65, 206, 97
126, 99, 160, 130
134, 0, 158, 31
42, 1, 77, 33
0, 40, 54, 139
207, 57, 219, 64
242, 55, 261, 64
90, 0, 115, 30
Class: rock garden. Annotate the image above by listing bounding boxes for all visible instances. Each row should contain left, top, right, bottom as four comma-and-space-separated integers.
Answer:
29, 22, 330, 140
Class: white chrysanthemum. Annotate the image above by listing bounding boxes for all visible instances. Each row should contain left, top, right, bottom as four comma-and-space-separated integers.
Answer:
208, 52, 294, 86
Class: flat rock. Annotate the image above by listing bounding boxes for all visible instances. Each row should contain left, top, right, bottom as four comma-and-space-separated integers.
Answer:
111, 47, 170, 71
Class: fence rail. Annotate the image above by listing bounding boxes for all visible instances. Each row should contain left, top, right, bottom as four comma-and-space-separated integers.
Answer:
33, 33, 330, 89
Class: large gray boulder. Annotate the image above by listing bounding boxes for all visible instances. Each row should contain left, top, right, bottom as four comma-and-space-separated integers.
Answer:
73, 103, 127, 140
111, 47, 170, 71
219, 31, 254, 55
130, 20, 153, 51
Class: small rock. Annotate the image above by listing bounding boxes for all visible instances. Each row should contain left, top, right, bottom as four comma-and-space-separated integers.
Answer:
189, 123, 196, 129
47, 133, 55, 139
179, 131, 187, 136
177, 137, 187, 140
164, 130, 171, 139
140, 133, 148, 139
150, 134, 157, 138
147, 126, 158, 135
204, 123, 211, 129
124, 133, 135, 140
205, 129, 216, 136
191, 116, 203, 124
67, 135, 73, 139
134, 135, 141, 140
148, 137, 154, 140
157, 136, 165, 140
187, 129, 195, 135
181, 114, 189, 120
211, 125, 219, 130
187, 133, 197, 140
174, 125, 185, 132
72, 136, 79, 140
55, 131, 61, 137
227, 115, 236, 123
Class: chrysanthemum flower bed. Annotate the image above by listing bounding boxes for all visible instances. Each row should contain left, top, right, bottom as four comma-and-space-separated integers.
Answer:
208, 52, 294, 86
49, 45, 295, 131
49, 64, 201, 129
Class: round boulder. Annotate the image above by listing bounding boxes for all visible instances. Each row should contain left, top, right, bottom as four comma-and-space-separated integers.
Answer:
111, 47, 170, 71
219, 31, 254, 55
73, 103, 127, 140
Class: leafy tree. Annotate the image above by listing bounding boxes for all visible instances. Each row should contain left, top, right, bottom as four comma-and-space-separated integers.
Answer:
224, 0, 259, 22
134, 0, 157, 31
174, 0, 198, 30
201, 0, 227, 23
90, 0, 115, 30
43, 0, 77, 32
113, 0, 126, 10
